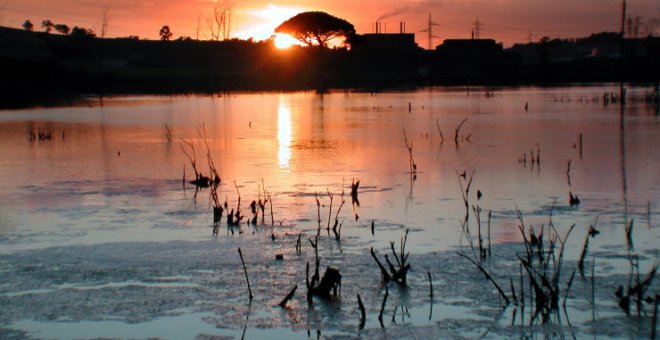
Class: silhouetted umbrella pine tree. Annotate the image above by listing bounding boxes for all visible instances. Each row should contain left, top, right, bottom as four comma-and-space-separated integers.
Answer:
275, 11, 355, 48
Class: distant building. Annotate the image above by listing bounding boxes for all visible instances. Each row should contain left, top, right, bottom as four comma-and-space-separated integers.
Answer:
355, 33, 418, 50
435, 39, 504, 61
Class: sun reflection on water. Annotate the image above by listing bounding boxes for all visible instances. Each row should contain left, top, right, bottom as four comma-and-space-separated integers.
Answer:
277, 96, 292, 168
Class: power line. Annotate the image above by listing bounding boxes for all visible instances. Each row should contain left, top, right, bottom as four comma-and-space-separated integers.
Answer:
472, 17, 483, 39
419, 13, 440, 49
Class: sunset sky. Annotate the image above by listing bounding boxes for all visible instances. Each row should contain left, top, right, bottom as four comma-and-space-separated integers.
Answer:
1, 0, 658, 47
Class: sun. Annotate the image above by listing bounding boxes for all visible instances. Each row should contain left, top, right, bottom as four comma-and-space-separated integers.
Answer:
234, 4, 305, 44
274, 33, 298, 49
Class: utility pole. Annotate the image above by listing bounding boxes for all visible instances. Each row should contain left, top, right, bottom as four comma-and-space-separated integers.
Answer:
528, 28, 536, 44
472, 17, 483, 39
620, 0, 627, 38
419, 13, 440, 50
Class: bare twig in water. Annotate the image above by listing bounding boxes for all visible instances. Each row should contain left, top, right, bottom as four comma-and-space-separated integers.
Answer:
371, 230, 411, 284
579, 132, 583, 159
332, 184, 346, 241
238, 248, 253, 302
370, 247, 391, 282
454, 117, 469, 146
403, 129, 417, 175
436, 119, 445, 144
516, 219, 576, 322
510, 277, 518, 305
428, 271, 434, 298
351, 178, 360, 207
652, 293, 658, 340
164, 124, 172, 144
279, 285, 297, 307
305, 236, 341, 302
578, 219, 599, 277
357, 293, 366, 330
457, 252, 510, 306
563, 270, 576, 309
180, 140, 210, 187
326, 188, 334, 234
315, 192, 321, 234
295, 233, 302, 254
487, 210, 492, 257
378, 285, 389, 328
569, 191, 581, 206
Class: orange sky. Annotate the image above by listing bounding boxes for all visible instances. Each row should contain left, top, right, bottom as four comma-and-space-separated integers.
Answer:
1, 0, 658, 47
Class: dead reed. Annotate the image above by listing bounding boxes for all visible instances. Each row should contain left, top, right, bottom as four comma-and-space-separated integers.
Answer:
351, 178, 360, 207
164, 124, 172, 144
370, 229, 411, 284
427, 271, 433, 298
578, 219, 600, 277
516, 213, 575, 322
278, 285, 297, 307
615, 219, 658, 316
403, 130, 417, 176
456, 252, 510, 306
238, 248, 253, 302
332, 183, 346, 241
306, 236, 342, 302
436, 119, 445, 144
357, 293, 366, 330
378, 285, 389, 328
454, 117, 469, 146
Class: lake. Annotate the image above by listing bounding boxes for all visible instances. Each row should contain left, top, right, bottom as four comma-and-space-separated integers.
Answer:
0, 85, 658, 339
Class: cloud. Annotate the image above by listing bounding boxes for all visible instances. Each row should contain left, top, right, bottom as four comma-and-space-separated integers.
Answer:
377, 0, 445, 21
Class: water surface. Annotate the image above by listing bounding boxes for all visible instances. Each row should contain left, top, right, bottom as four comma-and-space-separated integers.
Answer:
0, 86, 658, 338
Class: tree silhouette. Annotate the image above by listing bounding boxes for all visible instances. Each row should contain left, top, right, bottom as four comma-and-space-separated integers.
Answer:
275, 11, 355, 48
70, 26, 96, 38
22, 20, 33, 31
159, 25, 172, 41
207, 0, 233, 41
100, 6, 110, 38
54, 24, 70, 35
41, 19, 54, 33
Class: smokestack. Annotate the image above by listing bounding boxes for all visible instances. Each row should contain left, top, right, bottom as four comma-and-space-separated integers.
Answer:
400, 22, 403, 34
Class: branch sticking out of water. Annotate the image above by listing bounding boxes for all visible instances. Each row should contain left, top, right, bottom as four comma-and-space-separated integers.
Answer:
378, 285, 389, 328
403, 129, 417, 176
295, 233, 302, 254
332, 182, 346, 241
315, 192, 321, 235
371, 230, 411, 284
237, 248, 253, 302
428, 271, 434, 298
164, 124, 172, 144
351, 178, 360, 207
436, 119, 445, 144
652, 293, 658, 340
279, 285, 297, 307
457, 252, 510, 306
454, 117, 469, 146
326, 188, 334, 234
578, 220, 600, 277
357, 293, 366, 330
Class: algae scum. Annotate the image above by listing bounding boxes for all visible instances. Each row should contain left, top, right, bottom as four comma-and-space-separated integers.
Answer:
0, 86, 658, 339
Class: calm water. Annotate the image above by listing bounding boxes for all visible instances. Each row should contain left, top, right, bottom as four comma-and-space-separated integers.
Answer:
0, 86, 658, 338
